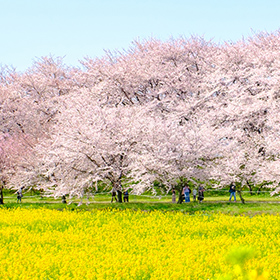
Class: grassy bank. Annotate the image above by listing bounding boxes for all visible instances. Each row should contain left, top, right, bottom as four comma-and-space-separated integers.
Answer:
1, 200, 280, 216
1, 188, 279, 215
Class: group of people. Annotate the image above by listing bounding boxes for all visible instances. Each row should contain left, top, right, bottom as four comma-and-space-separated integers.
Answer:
172, 185, 205, 203
16, 187, 23, 203
172, 183, 238, 203
16, 184, 238, 204
111, 187, 129, 203
14, 183, 237, 204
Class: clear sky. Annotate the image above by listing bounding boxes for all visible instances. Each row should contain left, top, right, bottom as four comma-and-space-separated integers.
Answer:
0, 0, 279, 72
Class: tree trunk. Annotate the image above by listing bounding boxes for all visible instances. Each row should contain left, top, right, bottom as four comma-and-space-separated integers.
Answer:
237, 190, 245, 204
40, 189, 44, 199
117, 190, 122, 203
113, 180, 122, 203
246, 180, 253, 196
0, 186, 3, 204
177, 186, 184, 204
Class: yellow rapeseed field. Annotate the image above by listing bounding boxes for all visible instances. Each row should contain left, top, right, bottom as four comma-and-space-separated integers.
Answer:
0, 208, 278, 280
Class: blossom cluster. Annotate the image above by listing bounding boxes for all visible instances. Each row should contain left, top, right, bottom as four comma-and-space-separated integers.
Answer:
0, 208, 277, 279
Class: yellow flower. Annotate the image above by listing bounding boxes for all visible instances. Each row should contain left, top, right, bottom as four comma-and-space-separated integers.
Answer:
0, 209, 278, 279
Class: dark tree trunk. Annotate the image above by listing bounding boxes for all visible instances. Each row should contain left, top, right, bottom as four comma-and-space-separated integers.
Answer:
40, 189, 44, 199
177, 186, 184, 204
0, 186, 3, 204
246, 180, 253, 196
117, 190, 122, 203
237, 190, 245, 204
112, 180, 122, 203
62, 195, 67, 204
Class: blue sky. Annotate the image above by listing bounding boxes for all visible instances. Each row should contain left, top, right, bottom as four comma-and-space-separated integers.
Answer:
0, 0, 279, 72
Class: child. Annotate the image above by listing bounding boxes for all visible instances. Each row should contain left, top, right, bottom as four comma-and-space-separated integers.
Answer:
17, 191, 22, 203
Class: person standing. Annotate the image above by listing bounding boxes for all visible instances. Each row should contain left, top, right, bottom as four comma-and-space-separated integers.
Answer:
198, 186, 205, 203
229, 183, 237, 202
193, 188, 197, 201
123, 190, 129, 202
16, 191, 21, 203
16, 187, 23, 203
172, 188, 176, 203
111, 186, 118, 203
183, 185, 190, 202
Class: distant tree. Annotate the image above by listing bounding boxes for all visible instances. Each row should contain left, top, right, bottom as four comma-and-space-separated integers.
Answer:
0, 56, 75, 195
0, 133, 34, 203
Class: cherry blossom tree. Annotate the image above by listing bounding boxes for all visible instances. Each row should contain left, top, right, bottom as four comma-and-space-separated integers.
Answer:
2, 31, 280, 201
36, 32, 280, 199
34, 94, 160, 201
79, 36, 217, 106
0, 133, 34, 203
0, 56, 75, 196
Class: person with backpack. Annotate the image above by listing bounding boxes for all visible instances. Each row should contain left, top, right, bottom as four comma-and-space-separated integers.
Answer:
123, 190, 129, 202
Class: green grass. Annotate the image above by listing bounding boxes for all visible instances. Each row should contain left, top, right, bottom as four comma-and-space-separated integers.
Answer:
1, 188, 279, 215
4, 188, 279, 201
1, 201, 280, 216
3, 191, 279, 203
69, 202, 275, 215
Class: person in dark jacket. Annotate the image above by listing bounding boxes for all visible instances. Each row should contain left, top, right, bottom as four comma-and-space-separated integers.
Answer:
123, 190, 129, 202
229, 183, 236, 202
198, 186, 205, 203
111, 187, 118, 203
16, 191, 22, 203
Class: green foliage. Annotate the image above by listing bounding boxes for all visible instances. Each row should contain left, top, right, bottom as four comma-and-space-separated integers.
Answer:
151, 180, 166, 195
226, 246, 256, 266
94, 180, 110, 192
220, 246, 264, 280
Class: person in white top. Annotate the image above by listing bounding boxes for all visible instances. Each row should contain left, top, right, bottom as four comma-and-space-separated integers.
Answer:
192, 188, 197, 201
